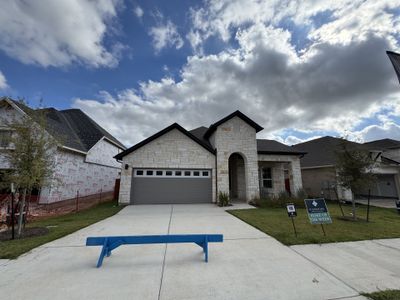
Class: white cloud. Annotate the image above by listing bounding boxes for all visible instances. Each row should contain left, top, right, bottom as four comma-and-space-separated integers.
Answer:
68, 1, 400, 146
73, 22, 400, 146
0, 0, 123, 68
0, 70, 8, 90
352, 121, 400, 142
134, 6, 144, 19
187, 0, 400, 51
149, 13, 184, 53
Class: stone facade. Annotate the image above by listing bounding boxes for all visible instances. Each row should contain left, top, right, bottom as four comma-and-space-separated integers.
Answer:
210, 116, 260, 201
118, 114, 305, 205
258, 154, 303, 197
119, 129, 216, 204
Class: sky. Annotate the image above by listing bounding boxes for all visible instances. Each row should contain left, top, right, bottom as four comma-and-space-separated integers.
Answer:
1, 0, 400, 147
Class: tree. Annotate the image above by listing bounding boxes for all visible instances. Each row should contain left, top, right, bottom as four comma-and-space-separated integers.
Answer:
335, 141, 376, 220
2, 101, 58, 237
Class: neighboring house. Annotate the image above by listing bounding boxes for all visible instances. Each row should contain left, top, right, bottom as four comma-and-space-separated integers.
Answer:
115, 111, 305, 205
0, 97, 125, 204
294, 136, 400, 200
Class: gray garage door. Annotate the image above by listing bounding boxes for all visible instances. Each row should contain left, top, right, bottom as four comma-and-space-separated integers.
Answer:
131, 169, 212, 204
373, 174, 398, 198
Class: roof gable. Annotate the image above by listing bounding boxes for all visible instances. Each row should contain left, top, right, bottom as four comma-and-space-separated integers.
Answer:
204, 110, 263, 139
114, 123, 216, 160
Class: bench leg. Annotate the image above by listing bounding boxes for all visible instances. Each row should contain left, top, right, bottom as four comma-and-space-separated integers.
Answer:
204, 236, 208, 263
96, 238, 109, 268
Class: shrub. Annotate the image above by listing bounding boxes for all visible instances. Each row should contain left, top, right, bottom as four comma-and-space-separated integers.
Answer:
250, 189, 309, 209
218, 191, 230, 207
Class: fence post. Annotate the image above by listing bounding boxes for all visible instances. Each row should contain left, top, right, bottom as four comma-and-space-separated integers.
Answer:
99, 188, 102, 204
76, 190, 79, 213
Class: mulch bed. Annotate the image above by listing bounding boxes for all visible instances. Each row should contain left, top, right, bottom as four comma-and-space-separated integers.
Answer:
0, 227, 49, 241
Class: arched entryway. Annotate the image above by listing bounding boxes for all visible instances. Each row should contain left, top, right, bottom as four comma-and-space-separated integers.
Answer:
228, 153, 246, 201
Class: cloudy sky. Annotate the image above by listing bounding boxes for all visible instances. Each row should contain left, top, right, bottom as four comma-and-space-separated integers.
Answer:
1, 0, 400, 147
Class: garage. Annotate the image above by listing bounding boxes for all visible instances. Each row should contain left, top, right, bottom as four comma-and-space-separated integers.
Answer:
371, 174, 399, 198
130, 168, 212, 204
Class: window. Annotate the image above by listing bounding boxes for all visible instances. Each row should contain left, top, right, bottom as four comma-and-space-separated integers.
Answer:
146, 170, 153, 176
0, 130, 11, 148
136, 170, 144, 176
166, 171, 173, 176
262, 167, 272, 188
193, 171, 200, 176
156, 170, 163, 176
175, 171, 182, 176
202, 171, 209, 177
184, 171, 191, 176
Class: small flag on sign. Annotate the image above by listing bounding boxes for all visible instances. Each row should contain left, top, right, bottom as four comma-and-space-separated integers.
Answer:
387, 51, 400, 84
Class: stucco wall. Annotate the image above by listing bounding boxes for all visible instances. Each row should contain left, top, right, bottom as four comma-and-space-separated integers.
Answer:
213, 116, 260, 201
119, 129, 216, 204
40, 149, 120, 204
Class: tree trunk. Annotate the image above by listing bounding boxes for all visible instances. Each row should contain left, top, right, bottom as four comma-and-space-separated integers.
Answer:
17, 188, 27, 237
333, 185, 345, 217
351, 193, 356, 220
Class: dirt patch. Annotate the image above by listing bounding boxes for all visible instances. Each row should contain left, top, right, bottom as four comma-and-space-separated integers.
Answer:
0, 227, 49, 241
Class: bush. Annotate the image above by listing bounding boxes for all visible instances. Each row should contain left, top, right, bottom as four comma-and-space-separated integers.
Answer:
250, 189, 308, 209
218, 191, 230, 207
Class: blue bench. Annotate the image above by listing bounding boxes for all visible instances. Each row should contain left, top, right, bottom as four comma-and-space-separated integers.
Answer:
86, 234, 224, 268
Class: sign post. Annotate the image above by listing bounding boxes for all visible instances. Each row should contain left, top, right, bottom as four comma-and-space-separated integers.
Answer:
304, 198, 332, 236
286, 203, 297, 237
395, 200, 400, 214
10, 183, 15, 240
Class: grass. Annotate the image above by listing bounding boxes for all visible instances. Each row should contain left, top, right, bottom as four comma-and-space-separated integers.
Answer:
0, 200, 124, 259
362, 290, 400, 300
228, 201, 400, 245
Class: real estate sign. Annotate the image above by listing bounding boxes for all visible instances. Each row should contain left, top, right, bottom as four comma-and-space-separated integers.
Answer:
304, 198, 332, 224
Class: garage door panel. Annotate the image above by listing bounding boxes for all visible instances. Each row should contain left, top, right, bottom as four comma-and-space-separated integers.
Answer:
131, 169, 212, 204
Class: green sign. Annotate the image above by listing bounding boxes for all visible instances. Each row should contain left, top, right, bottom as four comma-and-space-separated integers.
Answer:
304, 198, 332, 224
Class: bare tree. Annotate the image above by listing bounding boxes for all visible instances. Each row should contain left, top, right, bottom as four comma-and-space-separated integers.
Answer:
335, 142, 376, 220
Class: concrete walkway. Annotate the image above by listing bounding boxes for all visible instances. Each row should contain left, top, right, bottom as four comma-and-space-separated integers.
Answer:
1, 204, 395, 300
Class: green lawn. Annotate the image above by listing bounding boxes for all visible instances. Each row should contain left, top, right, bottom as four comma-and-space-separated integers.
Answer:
228, 201, 400, 245
0, 201, 124, 259
362, 290, 400, 300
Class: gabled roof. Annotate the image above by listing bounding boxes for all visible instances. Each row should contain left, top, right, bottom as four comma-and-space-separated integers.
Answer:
293, 136, 365, 168
204, 110, 263, 139
257, 139, 306, 155
363, 138, 400, 150
114, 123, 216, 160
189, 126, 213, 149
1, 97, 125, 153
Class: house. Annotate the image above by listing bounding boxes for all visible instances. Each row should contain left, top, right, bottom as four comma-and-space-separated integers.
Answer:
115, 111, 305, 205
0, 97, 125, 204
294, 136, 400, 200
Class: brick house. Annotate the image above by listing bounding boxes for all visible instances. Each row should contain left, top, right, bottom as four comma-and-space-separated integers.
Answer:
115, 111, 305, 204
0, 97, 125, 204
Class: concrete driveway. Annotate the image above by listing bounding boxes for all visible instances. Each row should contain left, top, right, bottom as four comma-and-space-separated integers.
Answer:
1, 204, 395, 300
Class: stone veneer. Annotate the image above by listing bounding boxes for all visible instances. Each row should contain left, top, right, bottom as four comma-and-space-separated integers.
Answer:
258, 154, 303, 195
210, 116, 260, 201
119, 129, 216, 204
